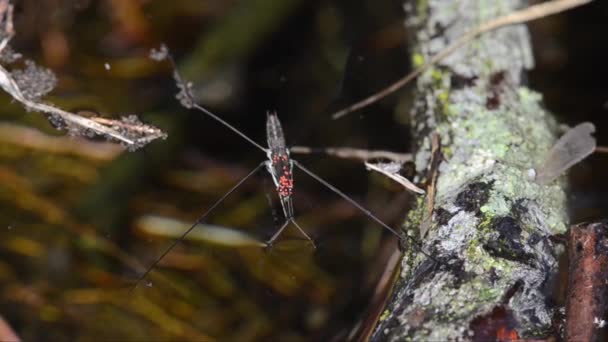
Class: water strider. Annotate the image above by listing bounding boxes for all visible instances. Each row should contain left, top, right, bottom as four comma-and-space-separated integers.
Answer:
132, 55, 434, 288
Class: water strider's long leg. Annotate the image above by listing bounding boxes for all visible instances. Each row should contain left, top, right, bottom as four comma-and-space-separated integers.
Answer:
132, 162, 266, 291
264, 213, 315, 248
265, 220, 290, 247
289, 219, 315, 248
292, 160, 434, 260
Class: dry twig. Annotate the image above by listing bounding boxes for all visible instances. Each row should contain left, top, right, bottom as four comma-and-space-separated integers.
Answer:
331, 0, 594, 119
0, 315, 19, 342
290, 145, 412, 163
595, 146, 608, 153
364, 162, 424, 195
419, 133, 441, 237
291, 145, 421, 193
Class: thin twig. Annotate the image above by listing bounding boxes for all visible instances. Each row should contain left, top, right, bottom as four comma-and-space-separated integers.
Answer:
420, 133, 441, 237
364, 162, 424, 194
331, 0, 594, 119
352, 247, 401, 342
595, 146, 608, 153
0, 0, 14, 53
0, 314, 19, 342
290, 145, 412, 163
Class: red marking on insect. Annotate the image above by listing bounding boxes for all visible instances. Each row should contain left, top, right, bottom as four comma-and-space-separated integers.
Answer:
278, 173, 294, 197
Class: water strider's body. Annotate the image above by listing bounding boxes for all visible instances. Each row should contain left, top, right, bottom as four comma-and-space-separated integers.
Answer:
265, 112, 295, 218
263, 111, 312, 246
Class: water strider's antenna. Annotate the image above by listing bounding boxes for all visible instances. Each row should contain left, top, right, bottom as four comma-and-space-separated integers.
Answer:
189, 101, 268, 153
161, 50, 268, 153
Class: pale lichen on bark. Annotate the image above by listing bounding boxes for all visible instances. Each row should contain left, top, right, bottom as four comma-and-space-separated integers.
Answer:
372, 0, 568, 340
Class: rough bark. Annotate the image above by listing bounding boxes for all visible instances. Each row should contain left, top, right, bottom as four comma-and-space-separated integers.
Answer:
565, 222, 608, 341
372, 0, 567, 340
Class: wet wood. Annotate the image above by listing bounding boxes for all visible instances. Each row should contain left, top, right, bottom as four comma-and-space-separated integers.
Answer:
565, 221, 608, 342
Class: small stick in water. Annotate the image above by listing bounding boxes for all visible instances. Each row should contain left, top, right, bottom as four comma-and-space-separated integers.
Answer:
364, 162, 425, 195
290, 146, 412, 163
